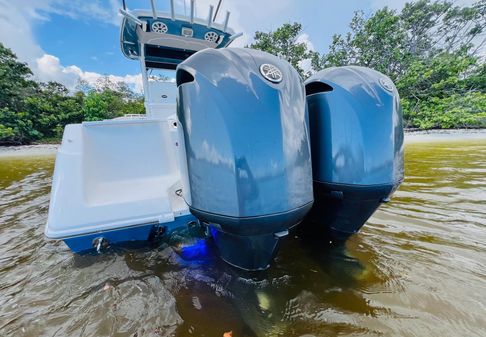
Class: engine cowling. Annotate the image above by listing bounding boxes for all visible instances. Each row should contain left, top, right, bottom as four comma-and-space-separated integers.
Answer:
305, 66, 404, 239
176, 48, 313, 270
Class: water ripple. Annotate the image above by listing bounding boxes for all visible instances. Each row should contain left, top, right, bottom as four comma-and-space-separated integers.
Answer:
1, 140, 486, 337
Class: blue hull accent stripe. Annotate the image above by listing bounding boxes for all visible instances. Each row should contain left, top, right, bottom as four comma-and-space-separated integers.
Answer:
63, 214, 196, 253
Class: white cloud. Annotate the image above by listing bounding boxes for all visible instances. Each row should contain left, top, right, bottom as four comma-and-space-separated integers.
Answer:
0, 0, 318, 91
296, 33, 315, 74
0, 0, 45, 66
0, 0, 272, 92
297, 33, 315, 51
0, 0, 120, 66
29, 0, 120, 26
0, 0, 132, 92
35, 54, 143, 92
0, 0, 251, 92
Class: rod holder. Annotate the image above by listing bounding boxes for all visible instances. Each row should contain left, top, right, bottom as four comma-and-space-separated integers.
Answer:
207, 5, 214, 28
190, 0, 195, 23
170, 0, 176, 21
150, 0, 157, 19
223, 11, 230, 32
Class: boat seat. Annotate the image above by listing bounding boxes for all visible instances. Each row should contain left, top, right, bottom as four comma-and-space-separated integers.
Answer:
46, 118, 185, 239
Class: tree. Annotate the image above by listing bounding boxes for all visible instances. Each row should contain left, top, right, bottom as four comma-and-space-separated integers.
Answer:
24, 82, 84, 139
0, 108, 41, 145
82, 77, 144, 121
313, 9, 409, 81
249, 23, 316, 78
0, 43, 39, 144
0, 44, 146, 144
0, 43, 37, 111
311, 0, 486, 129
399, 51, 485, 128
82, 91, 114, 121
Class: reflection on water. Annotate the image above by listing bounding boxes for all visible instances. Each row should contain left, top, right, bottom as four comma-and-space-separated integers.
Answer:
0, 139, 485, 337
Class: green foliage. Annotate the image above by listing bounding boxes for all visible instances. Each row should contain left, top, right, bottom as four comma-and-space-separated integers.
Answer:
402, 92, 486, 129
249, 23, 316, 78
396, 51, 479, 101
0, 108, 41, 145
312, 8, 409, 80
82, 80, 145, 121
314, 0, 486, 76
0, 44, 37, 112
24, 82, 84, 138
0, 43, 145, 145
310, 0, 486, 129
82, 91, 115, 121
249, 1, 485, 129
0, 44, 39, 144
121, 99, 145, 115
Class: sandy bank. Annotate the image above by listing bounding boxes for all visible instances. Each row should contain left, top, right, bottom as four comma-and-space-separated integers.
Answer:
405, 129, 486, 143
0, 129, 485, 158
0, 144, 59, 158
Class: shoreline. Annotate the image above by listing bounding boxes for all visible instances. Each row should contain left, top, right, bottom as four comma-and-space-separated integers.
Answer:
1, 129, 485, 158
404, 128, 486, 143
0, 144, 59, 158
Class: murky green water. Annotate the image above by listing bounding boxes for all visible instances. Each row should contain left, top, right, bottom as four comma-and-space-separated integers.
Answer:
1, 139, 485, 337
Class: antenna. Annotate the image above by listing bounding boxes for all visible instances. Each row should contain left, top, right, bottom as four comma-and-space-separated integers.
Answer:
213, 0, 223, 21
207, 5, 214, 28
150, 0, 157, 19
122, 0, 127, 10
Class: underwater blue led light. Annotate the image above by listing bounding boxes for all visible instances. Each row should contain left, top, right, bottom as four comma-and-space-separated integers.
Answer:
179, 239, 210, 261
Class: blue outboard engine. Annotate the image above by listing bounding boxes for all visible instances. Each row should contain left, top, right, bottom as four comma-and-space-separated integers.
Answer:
176, 48, 314, 270
305, 66, 404, 239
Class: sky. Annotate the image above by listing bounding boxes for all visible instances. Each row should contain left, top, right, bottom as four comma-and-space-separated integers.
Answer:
0, 0, 476, 92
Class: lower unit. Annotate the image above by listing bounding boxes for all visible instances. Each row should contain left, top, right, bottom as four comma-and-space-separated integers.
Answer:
307, 181, 397, 240
193, 202, 314, 271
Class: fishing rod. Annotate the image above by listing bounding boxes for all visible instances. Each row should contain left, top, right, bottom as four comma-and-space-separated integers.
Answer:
213, 0, 223, 21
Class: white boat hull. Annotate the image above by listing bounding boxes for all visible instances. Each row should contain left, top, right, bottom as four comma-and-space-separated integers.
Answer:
45, 117, 194, 252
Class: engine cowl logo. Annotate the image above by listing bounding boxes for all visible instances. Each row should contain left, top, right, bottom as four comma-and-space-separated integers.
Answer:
260, 63, 283, 83
379, 77, 394, 92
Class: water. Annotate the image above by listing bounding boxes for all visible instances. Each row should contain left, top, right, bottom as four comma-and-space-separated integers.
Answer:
1, 139, 485, 337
